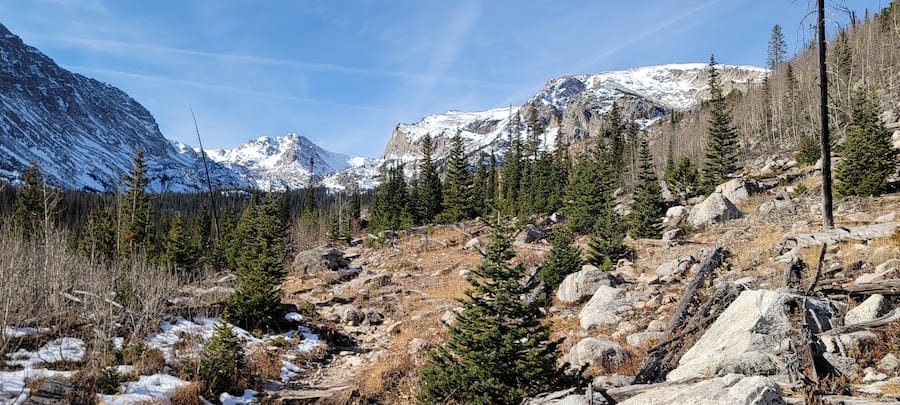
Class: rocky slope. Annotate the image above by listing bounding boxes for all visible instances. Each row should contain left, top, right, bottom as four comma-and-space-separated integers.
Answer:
383, 64, 768, 164
0, 22, 246, 192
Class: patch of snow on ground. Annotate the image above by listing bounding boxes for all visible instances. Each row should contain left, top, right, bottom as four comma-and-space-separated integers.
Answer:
5, 337, 85, 368
280, 360, 301, 383
284, 312, 304, 322
0, 369, 75, 404
96, 374, 190, 405
2, 326, 47, 338
221, 388, 259, 404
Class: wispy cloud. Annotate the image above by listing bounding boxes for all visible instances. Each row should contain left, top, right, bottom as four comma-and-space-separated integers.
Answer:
26, 32, 517, 90
69, 65, 413, 115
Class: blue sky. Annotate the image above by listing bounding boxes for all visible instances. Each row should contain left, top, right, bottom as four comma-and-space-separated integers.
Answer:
0, 0, 884, 157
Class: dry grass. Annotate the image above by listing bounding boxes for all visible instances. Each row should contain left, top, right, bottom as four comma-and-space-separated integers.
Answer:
246, 346, 285, 381
726, 224, 786, 271
171, 382, 203, 405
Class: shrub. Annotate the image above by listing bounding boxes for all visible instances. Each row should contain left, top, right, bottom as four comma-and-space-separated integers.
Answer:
199, 323, 245, 401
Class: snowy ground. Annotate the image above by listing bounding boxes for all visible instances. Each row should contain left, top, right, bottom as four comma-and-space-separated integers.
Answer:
2, 312, 321, 403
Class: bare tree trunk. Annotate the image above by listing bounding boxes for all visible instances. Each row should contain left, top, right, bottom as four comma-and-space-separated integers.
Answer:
819, 0, 835, 229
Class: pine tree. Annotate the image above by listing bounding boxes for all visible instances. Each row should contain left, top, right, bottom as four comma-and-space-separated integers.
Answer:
767, 24, 788, 69
13, 161, 45, 238
501, 114, 524, 214
419, 227, 568, 404
587, 210, 632, 272
796, 135, 821, 166
537, 230, 582, 290
165, 213, 197, 278
562, 151, 606, 234
702, 55, 740, 190
224, 193, 287, 331
413, 134, 443, 224
439, 131, 475, 222
121, 148, 151, 253
369, 164, 412, 232
835, 89, 898, 197
199, 323, 245, 400
629, 139, 664, 239
665, 156, 701, 200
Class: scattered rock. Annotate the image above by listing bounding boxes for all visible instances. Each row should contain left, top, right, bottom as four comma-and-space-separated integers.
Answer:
517, 224, 548, 244
845, 294, 892, 326
665, 205, 690, 220
592, 374, 633, 390
688, 192, 742, 228
556, 265, 615, 304
620, 374, 784, 405
878, 353, 900, 374
854, 259, 900, 284
521, 388, 587, 405
550, 212, 565, 224
647, 319, 666, 333
759, 189, 796, 216
655, 256, 695, 284
626, 332, 665, 348
863, 367, 888, 383
343, 308, 363, 326
579, 285, 629, 329
567, 337, 628, 368
464, 238, 481, 250
661, 228, 684, 245
458, 269, 471, 278
407, 338, 429, 355
364, 310, 384, 326
378, 230, 397, 239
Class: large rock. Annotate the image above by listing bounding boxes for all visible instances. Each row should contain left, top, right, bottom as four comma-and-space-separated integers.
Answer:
620, 374, 784, 405
714, 178, 755, 203
292, 246, 349, 274
845, 294, 892, 326
667, 290, 831, 381
567, 338, 628, 368
663, 206, 689, 227
579, 285, 629, 329
517, 224, 547, 244
688, 192, 742, 228
758, 189, 796, 216
556, 265, 614, 304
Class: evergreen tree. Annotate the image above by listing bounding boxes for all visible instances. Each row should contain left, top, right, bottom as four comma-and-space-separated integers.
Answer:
796, 135, 821, 166
501, 114, 524, 214
562, 152, 606, 234
835, 89, 898, 196
472, 152, 492, 217
767, 24, 788, 69
199, 323, 245, 400
165, 213, 197, 278
121, 148, 151, 253
369, 164, 412, 232
702, 55, 740, 190
604, 103, 626, 183
537, 230, 582, 290
419, 227, 568, 404
665, 156, 701, 200
439, 131, 476, 222
587, 210, 632, 272
12, 161, 45, 238
413, 134, 443, 224
224, 193, 287, 331
629, 139, 664, 239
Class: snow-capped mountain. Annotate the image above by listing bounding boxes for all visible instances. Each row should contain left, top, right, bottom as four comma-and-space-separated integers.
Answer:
383, 63, 767, 164
0, 22, 247, 192
201, 133, 361, 191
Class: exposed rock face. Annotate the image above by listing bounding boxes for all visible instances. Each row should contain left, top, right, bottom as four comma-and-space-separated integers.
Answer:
667, 290, 831, 381
567, 338, 628, 368
556, 265, 614, 304
758, 189, 796, 216
655, 256, 695, 284
516, 224, 547, 244
688, 192, 742, 227
292, 246, 350, 274
0, 23, 245, 192
620, 374, 784, 405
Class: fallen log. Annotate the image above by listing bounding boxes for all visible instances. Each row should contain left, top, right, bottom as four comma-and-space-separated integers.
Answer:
819, 307, 900, 337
